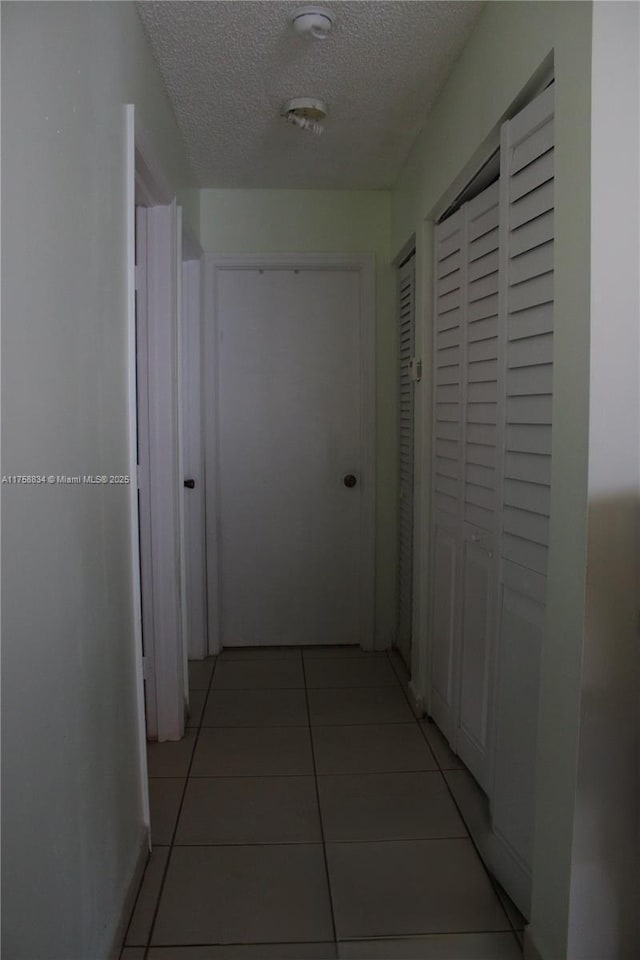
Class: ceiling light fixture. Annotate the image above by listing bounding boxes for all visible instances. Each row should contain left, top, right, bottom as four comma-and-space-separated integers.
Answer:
291, 5, 335, 41
281, 97, 328, 135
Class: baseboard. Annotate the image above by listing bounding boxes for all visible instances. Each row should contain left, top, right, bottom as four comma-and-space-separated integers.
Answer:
107, 827, 150, 960
407, 679, 425, 718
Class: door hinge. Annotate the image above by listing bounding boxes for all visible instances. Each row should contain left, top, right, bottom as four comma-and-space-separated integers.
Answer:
408, 357, 422, 383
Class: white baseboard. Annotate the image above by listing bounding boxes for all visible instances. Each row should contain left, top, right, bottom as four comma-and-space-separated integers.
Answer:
108, 827, 150, 960
407, 679, 425, 718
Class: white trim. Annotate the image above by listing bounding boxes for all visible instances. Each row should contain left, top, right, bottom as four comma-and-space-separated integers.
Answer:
182, 259, 209, 661
124, 104, 150, 836
145, 201, 185, 741
411, 220, 435, 709
136, 206, 158, 740
203, 257, 222, 654
204, 252, 377, 652
175, 206, 189, 705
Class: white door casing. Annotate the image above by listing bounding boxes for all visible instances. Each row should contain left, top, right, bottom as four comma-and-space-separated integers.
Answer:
205, 254, 376, 651
136, 200, 186, 742
182, 258, 209, 660
125, 104, 149, 837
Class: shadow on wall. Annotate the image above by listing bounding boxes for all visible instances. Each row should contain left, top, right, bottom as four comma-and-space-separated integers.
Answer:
568, 492, 639, 959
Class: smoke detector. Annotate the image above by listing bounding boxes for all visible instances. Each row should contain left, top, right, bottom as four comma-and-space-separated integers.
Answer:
291, 6, 335, 41
282, 97, 328, 135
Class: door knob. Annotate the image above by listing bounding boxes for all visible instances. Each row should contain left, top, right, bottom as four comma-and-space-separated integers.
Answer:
184, 479, 195, 489
343, 474, 357, 488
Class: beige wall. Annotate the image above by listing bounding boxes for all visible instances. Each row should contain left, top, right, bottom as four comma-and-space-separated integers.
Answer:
1, 3, 197, 957
390, 4, 594, 958
200, 189, 397, 648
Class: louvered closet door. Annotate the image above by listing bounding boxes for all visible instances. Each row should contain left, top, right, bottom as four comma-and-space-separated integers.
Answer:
456, 180, 501, 792
492, 83, 554, 885
430, 210, 465, 743
397, 255, 416, 668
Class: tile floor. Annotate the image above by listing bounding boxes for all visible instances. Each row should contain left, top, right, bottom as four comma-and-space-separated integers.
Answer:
123, 646, 524, 960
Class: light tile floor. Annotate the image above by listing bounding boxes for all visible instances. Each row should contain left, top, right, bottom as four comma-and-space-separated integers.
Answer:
123, 647, 524, 960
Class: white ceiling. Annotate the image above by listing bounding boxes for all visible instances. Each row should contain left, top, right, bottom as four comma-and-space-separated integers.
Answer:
137, 1, 484, 189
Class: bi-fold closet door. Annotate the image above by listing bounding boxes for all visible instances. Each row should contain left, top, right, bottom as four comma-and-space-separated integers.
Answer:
429, 83, 555, 901
431, 178, 501, 794
397, 254, 416, 669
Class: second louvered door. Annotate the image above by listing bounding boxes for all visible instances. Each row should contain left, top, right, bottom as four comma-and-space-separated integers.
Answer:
430, 210, 465, 743
456, 180, 501, 791
491, 83, 555, 892
428, 82, 554, 913
397, 254, 416, 668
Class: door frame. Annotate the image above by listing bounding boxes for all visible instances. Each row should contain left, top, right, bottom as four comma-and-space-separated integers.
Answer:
181, 249, 209, 662
125, 104, 149, 836
203, 252, 377, 653
126, 104, 187, 750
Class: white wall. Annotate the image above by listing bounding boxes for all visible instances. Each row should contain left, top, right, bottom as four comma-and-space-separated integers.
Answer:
567, 4, 640, 957
200, 189, 397, 647
1, 3, 197, 957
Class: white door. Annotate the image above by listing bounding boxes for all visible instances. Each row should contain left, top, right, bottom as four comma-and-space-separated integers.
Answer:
211, 260, 374, 648
456, 179, 501, 792
430, 208, 465, 741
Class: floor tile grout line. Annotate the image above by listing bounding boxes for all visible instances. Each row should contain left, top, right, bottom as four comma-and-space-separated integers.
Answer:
197, 721, 420, 729
163, 834, 471, 847
208, 684, 402, 691
301, 651, 339, 948
143, 656, 219, 960
135, 648, 521, 956
144, 929, 517, 948
385, 648, 413, 691
147, 940, 335, 949
148, 768, 443, 780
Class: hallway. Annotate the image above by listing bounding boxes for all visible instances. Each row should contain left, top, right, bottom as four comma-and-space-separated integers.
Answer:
123, 647, 524, 959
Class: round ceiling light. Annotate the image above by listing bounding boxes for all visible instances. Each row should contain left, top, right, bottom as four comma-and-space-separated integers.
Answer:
281, 97, 328, 135
291, 5, 335, 41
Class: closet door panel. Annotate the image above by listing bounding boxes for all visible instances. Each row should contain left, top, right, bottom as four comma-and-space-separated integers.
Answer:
456, 180, 501, 790
493, 83, 555, 901
492, 584, 544, 870
457, 537, 495, 788
430, 519, 459, 742
397, 255, 416, 668
430, 210, 466, 740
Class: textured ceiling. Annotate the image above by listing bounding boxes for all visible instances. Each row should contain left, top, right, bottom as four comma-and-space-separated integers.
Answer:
137, 1, 484, 189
